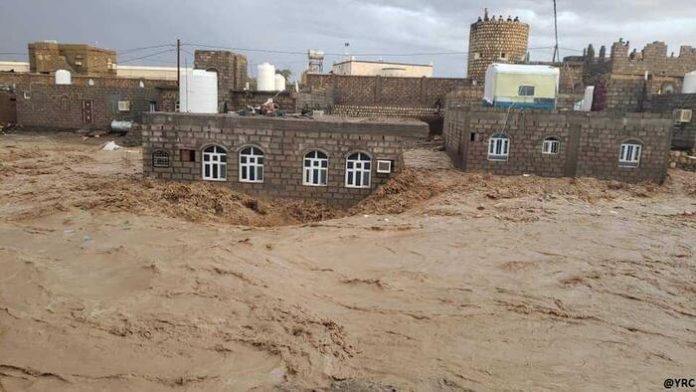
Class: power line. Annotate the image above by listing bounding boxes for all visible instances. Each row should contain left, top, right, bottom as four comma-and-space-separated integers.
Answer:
119, 48, 177, 64
182, 42, 569, 58
117, 44, 175, 55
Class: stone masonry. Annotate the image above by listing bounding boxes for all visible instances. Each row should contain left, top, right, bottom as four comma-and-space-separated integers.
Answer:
444, 107, 672, 183
28, 42, 116, 76
194, 50, 248, 106
467, 11, 529, 83
644, 93, 696, 150
141, 113, 429, 206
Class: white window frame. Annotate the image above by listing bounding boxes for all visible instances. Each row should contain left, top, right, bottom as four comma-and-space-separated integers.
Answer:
488, 134, 509, 161
303, 150, 328, 187
376, 160, 393, 174
239, 146, 264, 183
619, 142, 642, 167
118, 100, 131, 112
345, 152, 372, 189
202, 145, 227, 181
542, 137, 560, 155
152, 150, 170, 168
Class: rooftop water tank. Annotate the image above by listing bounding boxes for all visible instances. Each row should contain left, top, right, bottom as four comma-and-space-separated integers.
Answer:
257, 63, 276, 92
274, 73, 286, 91
179, 69, 218, 114
682, 71, 696, 94
55, 69, 71, 85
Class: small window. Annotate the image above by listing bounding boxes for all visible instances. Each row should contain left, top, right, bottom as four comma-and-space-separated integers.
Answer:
239, 146, 264, 183
542, 137, 560, 155
488, 134, 509, 161
619, 142, 642, 167
500, 52, 507, 60
518, 86, 535, 97
470, 132, 476, 142
118, 101, 131, 112
180, 149, 195, 162
376, 160, 393, 174
175, 100, 180, 112
303, 150, 328, 187
149, 101, 157, 112
202, 145, 227, 181
345, 152, 372, 188
152, 151, 170, 168
474, 52, 481, 60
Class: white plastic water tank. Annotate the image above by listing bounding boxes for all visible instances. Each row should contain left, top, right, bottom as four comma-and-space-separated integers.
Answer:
682, 71, 696, 94
55, 69, 71, 85
274, 73, 286, 91
179, 69, 218, 114
257, 63, 276, 92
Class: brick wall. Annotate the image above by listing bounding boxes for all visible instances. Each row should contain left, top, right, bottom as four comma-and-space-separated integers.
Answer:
16, 84, 161, 130
228, 90, 297, 112
0, 72, 176, 90
303, 73, 476, 108
611, 41, 696, 78
28, 42, 116, 76
467, 16, 529, 82
644, 93, 696, 150
141, 113, 429, 206
194, 50, 248, 104
444, 107, 671, 183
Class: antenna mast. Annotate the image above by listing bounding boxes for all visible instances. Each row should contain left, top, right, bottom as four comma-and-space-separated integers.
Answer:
552, 0, 560, 63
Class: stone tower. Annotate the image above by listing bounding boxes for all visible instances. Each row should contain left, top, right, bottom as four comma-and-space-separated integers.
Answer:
467, 10, 530, 83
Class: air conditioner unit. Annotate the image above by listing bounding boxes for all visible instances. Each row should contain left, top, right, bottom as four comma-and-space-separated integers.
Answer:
675, 109, 692, 123
376, 160, 393, 174
118, 101, 131, 112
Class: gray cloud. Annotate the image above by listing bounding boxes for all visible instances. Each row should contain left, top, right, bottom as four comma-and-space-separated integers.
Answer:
1, 0, 695, 78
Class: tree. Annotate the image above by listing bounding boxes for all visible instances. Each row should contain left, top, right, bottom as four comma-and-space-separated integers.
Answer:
276, 69, 292, 82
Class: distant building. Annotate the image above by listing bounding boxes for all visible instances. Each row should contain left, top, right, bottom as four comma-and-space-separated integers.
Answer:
28, 41, 116, 76
331, 59, 433, 78
0, 61, 30, 73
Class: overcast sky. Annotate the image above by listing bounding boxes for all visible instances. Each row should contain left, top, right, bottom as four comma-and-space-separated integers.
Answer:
2, 0, 696, 79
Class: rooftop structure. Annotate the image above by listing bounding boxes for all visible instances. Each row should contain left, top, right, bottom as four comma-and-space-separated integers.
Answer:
467, 10, 529, 83
331, 59, 433, 78
28, 41, 116, 76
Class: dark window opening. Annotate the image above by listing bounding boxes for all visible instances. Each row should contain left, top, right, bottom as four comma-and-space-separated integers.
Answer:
180, 149, 196, 162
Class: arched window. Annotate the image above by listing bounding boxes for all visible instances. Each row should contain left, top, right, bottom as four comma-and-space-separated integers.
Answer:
202, 145, 227, 181
152, 150, 170, 168
303, 150, 328, 186
542, 137, 560, 155
619, 141, 642, 167
345, 152, 371, 188
661, 83, 675, 95
488, 133, 509, 161
239, 146, 264, 183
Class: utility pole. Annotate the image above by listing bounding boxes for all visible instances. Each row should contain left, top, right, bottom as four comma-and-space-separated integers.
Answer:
176, 39, 181, 88
175, 38, 181, 111
552, 0, 560, 63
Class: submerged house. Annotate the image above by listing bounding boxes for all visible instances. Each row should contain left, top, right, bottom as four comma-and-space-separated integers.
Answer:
483, 64, 560, 110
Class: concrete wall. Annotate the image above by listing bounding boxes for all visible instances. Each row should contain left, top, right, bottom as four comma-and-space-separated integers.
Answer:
141, 113, 429, 206
444, 107, 671, 183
